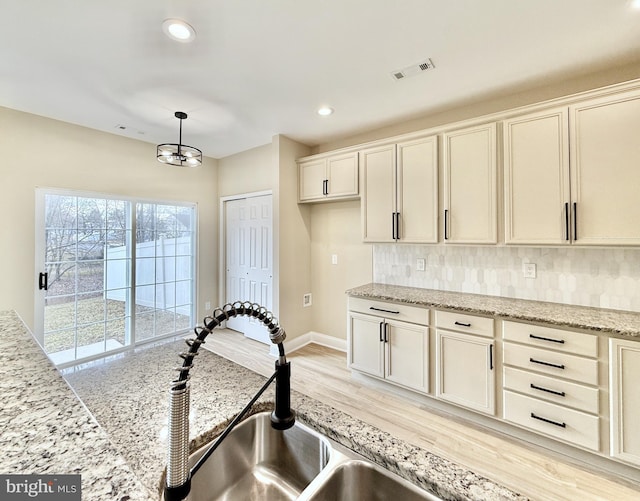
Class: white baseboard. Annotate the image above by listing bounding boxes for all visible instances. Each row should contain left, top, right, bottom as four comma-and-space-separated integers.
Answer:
271, 331, 346, 356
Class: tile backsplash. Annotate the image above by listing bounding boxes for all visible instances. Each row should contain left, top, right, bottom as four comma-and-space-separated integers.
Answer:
373, 244, 640, 312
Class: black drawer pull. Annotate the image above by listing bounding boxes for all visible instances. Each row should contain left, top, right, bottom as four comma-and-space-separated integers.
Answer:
531, 412, 566, 428
529, 357, 565, 370
369, 306, 400, 315
529, 334, 565, 344
454, 321, 471, 327
379, 321, 384, 342
530, 383, 566, 397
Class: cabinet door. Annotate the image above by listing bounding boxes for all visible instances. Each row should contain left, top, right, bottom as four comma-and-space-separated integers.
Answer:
385, 319, 429, 393
570, 90, 640, 245
397, 136, 438, 243
436, 329, 495, 415
443, 123, 497, 243
299, 158, 326, 201
503, 108, 571, 244
326, 152, 358, 199
348, 312, 384, 378
361, 144, 396, 242
610, 338, 640, 466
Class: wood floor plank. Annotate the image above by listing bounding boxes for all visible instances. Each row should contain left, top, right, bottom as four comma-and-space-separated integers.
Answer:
202, 330, 640, 501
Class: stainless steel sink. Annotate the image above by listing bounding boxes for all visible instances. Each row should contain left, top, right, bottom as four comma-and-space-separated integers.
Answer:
185, 412, 331, 501
173, 412, 442, 501
303, 459, 442, 501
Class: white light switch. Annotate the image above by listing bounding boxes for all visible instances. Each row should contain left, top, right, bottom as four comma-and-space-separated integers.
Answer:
416, 258, 426, 271
331, 254, 338, 265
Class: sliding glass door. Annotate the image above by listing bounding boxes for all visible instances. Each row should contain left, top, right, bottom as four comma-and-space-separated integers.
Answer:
35, 190, 196, 367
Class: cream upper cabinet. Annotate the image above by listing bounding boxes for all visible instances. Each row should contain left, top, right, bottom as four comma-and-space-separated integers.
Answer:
570, 90, 640, 245
503, 108, 571, 245
609, 338, 640, 467
298, 151, 358, 203
361, 144, 396, 242
361, 135, 438, 243
443, 123, 497, 244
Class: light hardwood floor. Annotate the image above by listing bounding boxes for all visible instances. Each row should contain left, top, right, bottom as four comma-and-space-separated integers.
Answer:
203, 330, 640, 501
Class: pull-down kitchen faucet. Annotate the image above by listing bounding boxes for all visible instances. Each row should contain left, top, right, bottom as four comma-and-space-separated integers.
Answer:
164, 302, 295, 501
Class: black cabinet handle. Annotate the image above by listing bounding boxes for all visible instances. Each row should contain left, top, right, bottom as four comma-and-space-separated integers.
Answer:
384, 322, 389, 343
370, 306, 400, 315
322, 179, 329, 196
379, 321, 384, 342
564, 202, 569, 241
529, 357, 565, 370
38, 272, 48, 291
391, 212, 396, 240
444, 209, 449, 240
531, 412, 566, 428
530, 383, 566, 397
529, 333, 565, 344
573, 202, 577, 241
394, 212, 400, 240
454, 321, 471, 327
489, 344, 493, 370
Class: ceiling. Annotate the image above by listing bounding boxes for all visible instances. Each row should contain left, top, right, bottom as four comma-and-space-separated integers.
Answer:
1, 1, 639, 159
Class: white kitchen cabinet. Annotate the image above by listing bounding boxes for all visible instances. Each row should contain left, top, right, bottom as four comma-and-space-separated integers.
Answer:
504, 89, 640, 245
361, 135, 438, 243
503, 108, 571, 244
298, 151, 358, 202
502, 321, 601, 452
348, 299, 429, 393
569, 90, 640, 245
443, 123, 497, 244
609, 338, 640, 466
435, 310, 495, 415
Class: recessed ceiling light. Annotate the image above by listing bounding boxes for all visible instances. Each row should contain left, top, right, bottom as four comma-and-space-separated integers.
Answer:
317, 106, 334, 116
162, 18, 196, 43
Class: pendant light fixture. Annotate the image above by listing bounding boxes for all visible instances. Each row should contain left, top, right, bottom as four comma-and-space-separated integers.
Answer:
157, 111, 202, 167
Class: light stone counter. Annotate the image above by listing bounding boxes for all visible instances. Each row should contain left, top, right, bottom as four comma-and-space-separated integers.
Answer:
347, 283, 640, 337
1, 309, 525, 500
0, 310, 153, 501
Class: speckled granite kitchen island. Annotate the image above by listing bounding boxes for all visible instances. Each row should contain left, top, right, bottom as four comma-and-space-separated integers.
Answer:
1, 309, 525, 500
347, 283, 640, 337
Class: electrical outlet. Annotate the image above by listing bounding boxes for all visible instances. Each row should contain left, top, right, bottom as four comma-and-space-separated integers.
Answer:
331, 254, 338, 265
205, 301, 211, 311
523, 263, 537, 279
303, 293, 312, 307
416, 258, 426, 271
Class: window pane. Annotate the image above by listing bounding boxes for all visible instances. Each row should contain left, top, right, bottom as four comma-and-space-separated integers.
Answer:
136, 258, 155, 286
44, 296, 75, 331
106, 318, 127, 346
136, 204, 155, 232
176, 206, 194, 232
45, 264, 76, 297
44, 328, 75, 354
76, 295, 105, 323
106, 230, 128, 258
77, 198, 106, 231
45, 195, 76, 230
156, 308, 175, 336
175, 233, 194, 256
135, 312, 155, 341
156, 256, 176, 283
106, 199, 128, 230
105, 259, 130, 289
45, 229, 77, 262
176, 256, 192, 280
135, 285, 155, 314
77, 261, 104, 294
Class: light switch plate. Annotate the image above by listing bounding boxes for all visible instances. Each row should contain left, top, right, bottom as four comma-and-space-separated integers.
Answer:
416, 258, 426, 271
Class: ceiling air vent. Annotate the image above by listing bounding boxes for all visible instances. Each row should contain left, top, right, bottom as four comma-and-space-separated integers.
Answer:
391, 58, 435, 81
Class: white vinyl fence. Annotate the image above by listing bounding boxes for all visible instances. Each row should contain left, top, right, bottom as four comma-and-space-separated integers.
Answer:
106, 236, 192, 316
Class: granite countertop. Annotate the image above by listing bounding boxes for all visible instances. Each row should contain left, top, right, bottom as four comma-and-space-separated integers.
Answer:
347, 283, 640, 337
0, 309, 525, 501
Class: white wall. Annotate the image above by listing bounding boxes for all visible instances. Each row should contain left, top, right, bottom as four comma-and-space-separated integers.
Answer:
0, 106, 219, 331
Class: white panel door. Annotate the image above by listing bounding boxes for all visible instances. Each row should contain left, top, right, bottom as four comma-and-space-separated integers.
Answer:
225, 194, 273, 344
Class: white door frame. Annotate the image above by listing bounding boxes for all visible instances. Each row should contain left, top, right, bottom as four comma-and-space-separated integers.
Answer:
219, 190, 274, 339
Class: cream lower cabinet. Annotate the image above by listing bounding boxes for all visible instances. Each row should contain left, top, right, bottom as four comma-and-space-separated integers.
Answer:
435, 311, 496, 415
503, 321, 600, 452
348, 299, 429, 393
609, 338, 640, 466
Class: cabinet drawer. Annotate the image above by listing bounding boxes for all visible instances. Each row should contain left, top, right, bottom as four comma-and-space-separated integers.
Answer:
503, 321, 597, 358
435, 310, 494, 337
348, 297, 429, 325
503, 366, 599, 414
503, 342, 598, 385
504, 390, 599, 451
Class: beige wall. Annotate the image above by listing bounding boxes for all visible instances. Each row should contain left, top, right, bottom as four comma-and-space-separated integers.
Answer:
314, 62, 640, 154
310, 201, 372, 339
0, 106, 219, 332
